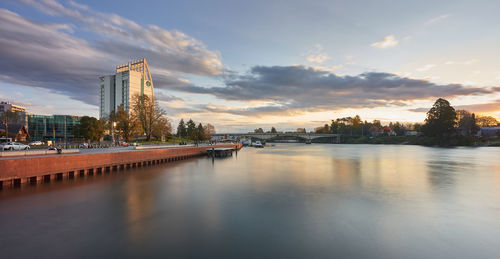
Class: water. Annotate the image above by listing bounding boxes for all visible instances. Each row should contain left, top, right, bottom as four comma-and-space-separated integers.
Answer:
1, 144, 500, 258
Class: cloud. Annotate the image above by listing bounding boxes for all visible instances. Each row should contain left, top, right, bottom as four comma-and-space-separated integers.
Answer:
425, 14, 450, 25
0, 1, 222, 105
454, 100, 500, 113
409, 100, 500, 114
154, 91, 184, 102
171, 65, 499, 117
307, 53, 329, 63
416, 64, 436, 72
444, 59, 479, 65
311, 65, 344, 72
305, 44, 330, 64
407, 108, 430, 113
371, 35, 398, 49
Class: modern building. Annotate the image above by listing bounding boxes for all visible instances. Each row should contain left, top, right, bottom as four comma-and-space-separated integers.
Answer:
0, 101, 27, 127
27, 115, 81, 142
99, 58, 154, 118
0, 101, 26, 113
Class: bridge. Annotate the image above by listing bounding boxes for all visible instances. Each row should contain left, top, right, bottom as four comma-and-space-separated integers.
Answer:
213, 133, 341, 143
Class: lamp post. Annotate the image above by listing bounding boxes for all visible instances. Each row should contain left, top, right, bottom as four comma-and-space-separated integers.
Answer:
112, 121, 117, 146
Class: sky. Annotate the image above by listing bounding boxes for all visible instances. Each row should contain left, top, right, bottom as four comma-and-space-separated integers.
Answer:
0, 0, 499, 133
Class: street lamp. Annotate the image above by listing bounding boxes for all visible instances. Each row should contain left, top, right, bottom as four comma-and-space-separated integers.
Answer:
112, 121, 117, 146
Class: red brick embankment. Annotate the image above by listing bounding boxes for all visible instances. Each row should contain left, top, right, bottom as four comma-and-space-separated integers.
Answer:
0, 143, 242, 188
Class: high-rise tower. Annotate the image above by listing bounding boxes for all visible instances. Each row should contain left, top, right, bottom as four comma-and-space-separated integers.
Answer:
99, 58, 154, 118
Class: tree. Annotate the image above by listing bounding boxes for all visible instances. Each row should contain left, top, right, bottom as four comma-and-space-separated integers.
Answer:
254, 128, 264, 133
456, 110, 479, 136
203, 123, 216, 139
177, 119, 186, 137
315, 124, 329, 134
391, 122, 406, 136
412, 123, 423, 132
296, 128, 306, 133
186, 119, 196, 140
271, 127, 277, 133
476, 116, 499, 127
196, 123, 205, 141
152, 117, 172, 140
131, 94, 168, 141
74, 116, 104, 142
115, 105, 138, 141
423, 98, 457, 137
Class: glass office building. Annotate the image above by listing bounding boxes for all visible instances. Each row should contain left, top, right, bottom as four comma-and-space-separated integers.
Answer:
27, 115, 81, 142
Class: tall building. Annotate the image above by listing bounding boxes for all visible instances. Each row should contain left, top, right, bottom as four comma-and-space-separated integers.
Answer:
99, 58, 154, 118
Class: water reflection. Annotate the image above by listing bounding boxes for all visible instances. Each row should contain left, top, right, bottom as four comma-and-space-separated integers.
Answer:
1, 144, 500, 258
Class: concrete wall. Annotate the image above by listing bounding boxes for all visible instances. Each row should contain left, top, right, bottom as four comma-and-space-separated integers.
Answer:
0, 144, 241, 186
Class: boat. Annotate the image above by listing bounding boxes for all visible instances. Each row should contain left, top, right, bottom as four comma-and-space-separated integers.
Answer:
241, 138, 251, 146
253, 140, 264, 148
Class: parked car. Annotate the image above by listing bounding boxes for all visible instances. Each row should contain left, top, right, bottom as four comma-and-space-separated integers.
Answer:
119, 141, 129, 147
29, 141, 44, 146
130, 142, 140, 146
1, 142, 30, 151
79, 143, 89, 149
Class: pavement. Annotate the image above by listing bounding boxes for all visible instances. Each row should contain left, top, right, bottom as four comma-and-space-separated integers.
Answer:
0, 143, 232, 158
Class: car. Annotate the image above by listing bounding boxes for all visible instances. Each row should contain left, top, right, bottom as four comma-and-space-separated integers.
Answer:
79, 143, 89, 149
130, 142, 140, 146
1, 142, 30, 151
118, 141, 129, 147
29, 141, 44, 146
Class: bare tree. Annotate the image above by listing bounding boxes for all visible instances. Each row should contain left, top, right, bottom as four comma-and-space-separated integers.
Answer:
203, 123, 216, 139
131, 94, 168, 141
152, 117, 172, 140
116, 105, 138, 141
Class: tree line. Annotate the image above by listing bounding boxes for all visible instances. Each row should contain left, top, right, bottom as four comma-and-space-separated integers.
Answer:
311, 98, 498, 137
310, 98, 499, 145
74, 94, 172, 142
176, 119, 215, 141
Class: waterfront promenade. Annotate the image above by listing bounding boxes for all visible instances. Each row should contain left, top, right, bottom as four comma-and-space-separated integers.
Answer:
0, 143, 242, 188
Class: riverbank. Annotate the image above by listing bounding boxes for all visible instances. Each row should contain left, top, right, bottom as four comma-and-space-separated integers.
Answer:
0, 143, 242, 188
340, 135, 500, 146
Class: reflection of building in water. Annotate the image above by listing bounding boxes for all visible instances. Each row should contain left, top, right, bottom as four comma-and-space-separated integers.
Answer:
125, 176, 154, 244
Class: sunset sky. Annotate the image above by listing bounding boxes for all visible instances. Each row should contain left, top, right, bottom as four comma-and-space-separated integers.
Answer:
0, 0, 499, 132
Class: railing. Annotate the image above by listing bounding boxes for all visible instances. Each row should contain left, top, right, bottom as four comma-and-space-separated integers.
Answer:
0, 149, 80, 157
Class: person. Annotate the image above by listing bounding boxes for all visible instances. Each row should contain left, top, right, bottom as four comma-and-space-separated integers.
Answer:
56, 144, 62, 154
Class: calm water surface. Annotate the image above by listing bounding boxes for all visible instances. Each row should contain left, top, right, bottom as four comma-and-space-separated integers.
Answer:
1, 144, 500, 258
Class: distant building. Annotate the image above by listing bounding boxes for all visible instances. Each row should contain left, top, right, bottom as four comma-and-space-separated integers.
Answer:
99, 58, 155, 118
477, 127, 500, 137
405, 130, 418, 136
27, 115, 81, 142
0, 101, 27, 127
0, 101, 26, 113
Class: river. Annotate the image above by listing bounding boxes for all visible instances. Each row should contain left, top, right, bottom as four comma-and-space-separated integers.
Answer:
1, 144, 500, 258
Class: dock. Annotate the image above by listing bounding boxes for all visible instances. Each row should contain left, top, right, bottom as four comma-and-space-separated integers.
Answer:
206, 148, 235, 157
